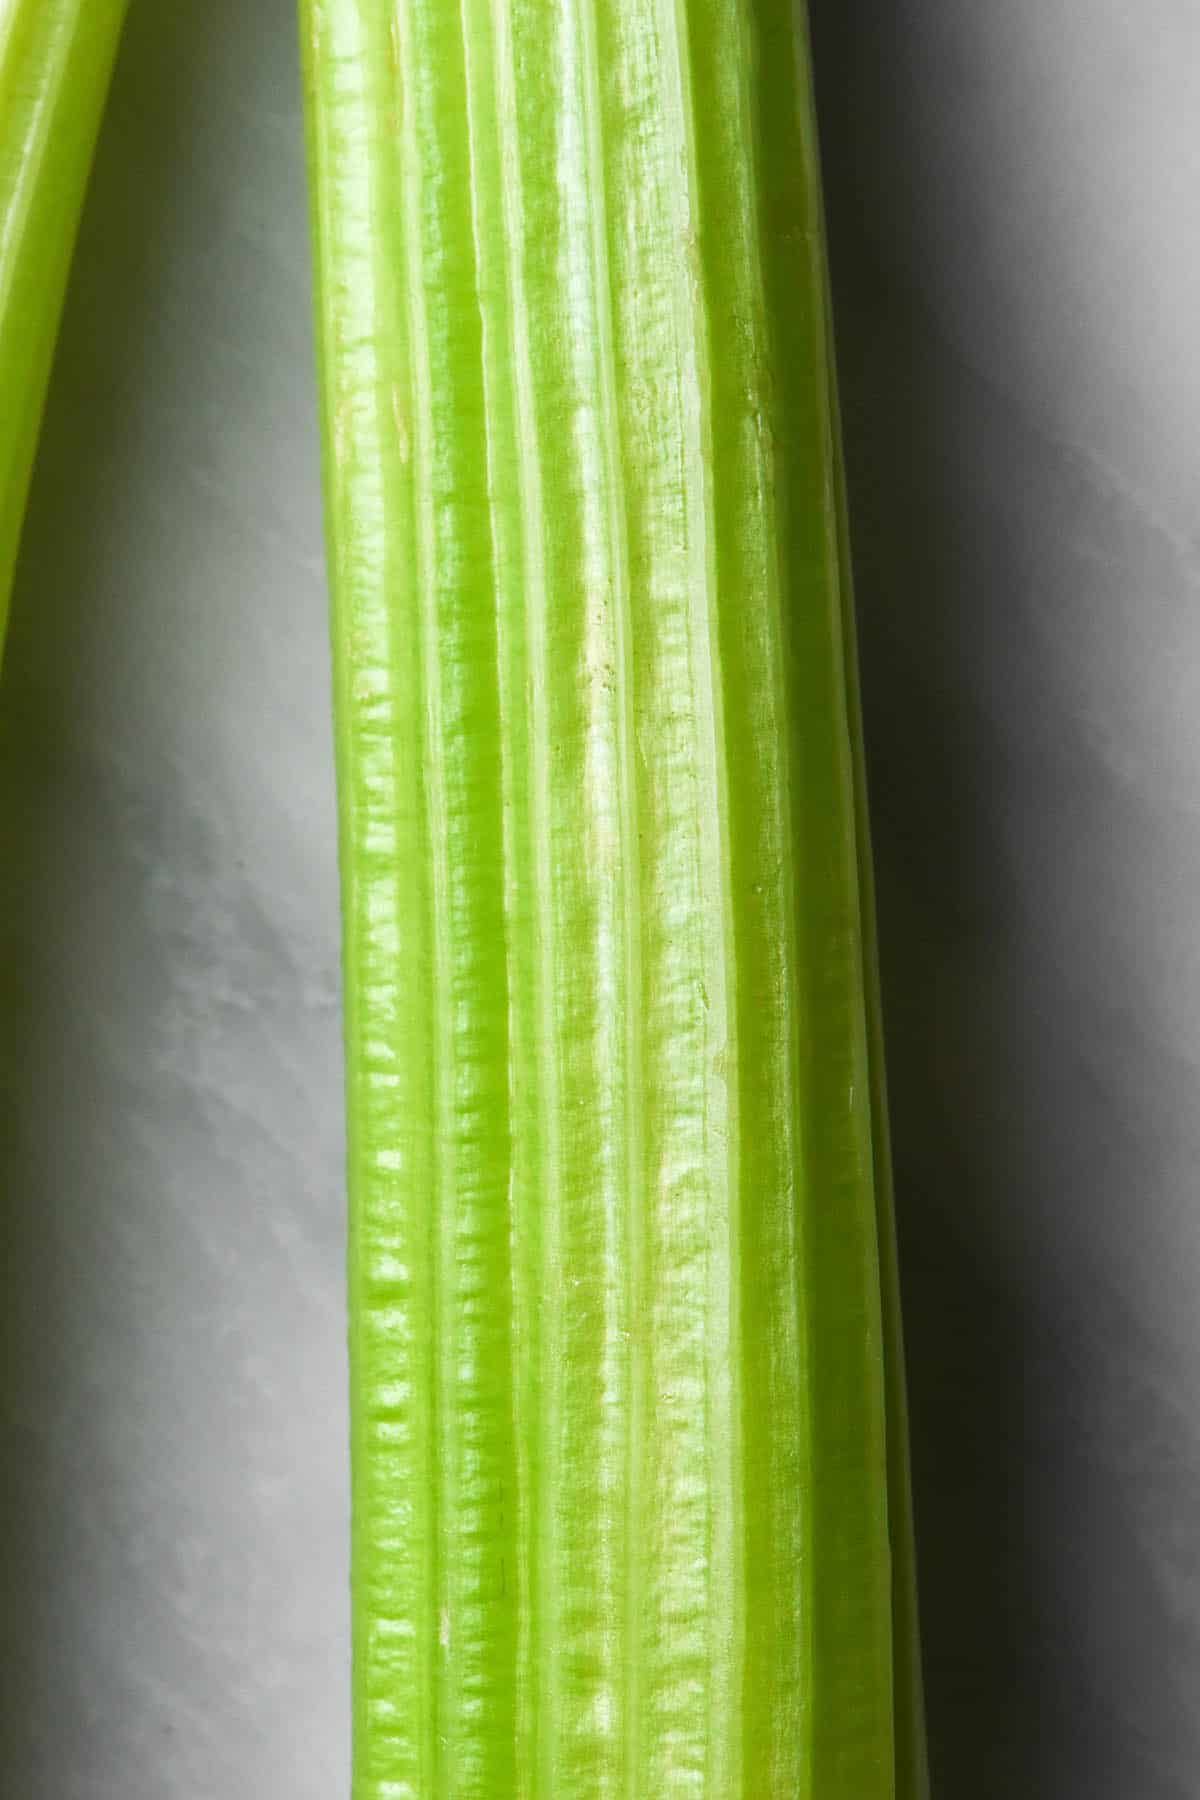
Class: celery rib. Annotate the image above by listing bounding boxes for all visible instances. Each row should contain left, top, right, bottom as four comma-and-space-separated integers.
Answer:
301, 0, 928, 1792
0, 0, 129, 651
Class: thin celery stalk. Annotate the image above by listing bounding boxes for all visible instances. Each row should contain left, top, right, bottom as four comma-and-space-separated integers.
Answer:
828, 301, 932, 1800
811, 51, 929, 1783
0, 0, 129, 653
301, 0, 926, 1793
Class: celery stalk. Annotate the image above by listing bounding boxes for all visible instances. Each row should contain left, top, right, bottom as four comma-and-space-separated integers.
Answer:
0, 0, 129, 652
301, 0, 927, 1791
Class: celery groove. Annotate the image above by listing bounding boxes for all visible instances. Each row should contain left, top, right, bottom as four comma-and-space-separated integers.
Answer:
0, 0, 128, 651
301, 0, 927, 1792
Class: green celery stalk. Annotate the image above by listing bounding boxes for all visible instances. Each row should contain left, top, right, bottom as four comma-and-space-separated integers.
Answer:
301, 0, 927, 1792
0, 0, 128, 653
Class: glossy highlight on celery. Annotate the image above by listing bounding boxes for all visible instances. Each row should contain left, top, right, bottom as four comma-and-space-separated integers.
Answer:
301, 0, 928, 1792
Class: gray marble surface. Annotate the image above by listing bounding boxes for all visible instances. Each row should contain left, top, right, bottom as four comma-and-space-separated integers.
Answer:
1, 1, 1197, 1794
0, 5, 347, 1795
813, 3, 1200, 1794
